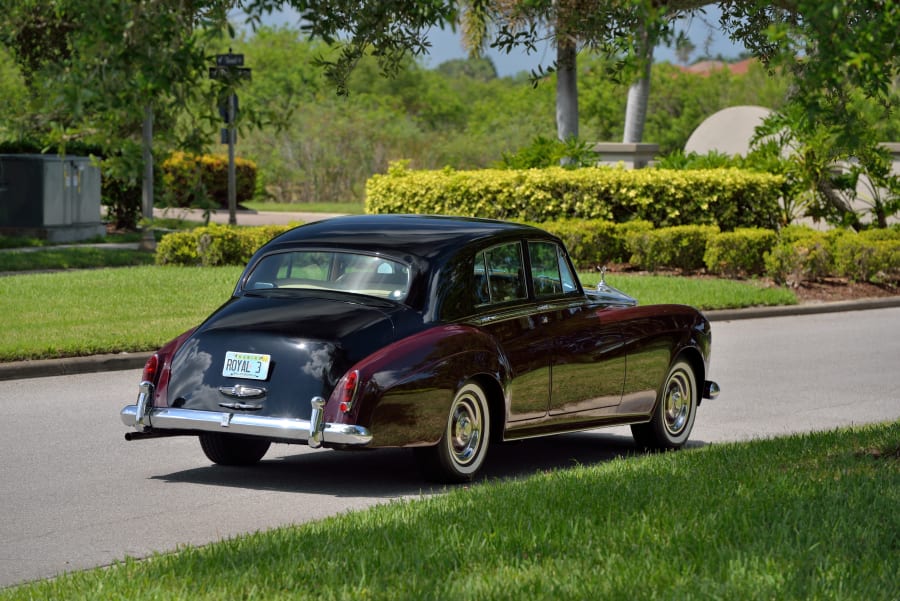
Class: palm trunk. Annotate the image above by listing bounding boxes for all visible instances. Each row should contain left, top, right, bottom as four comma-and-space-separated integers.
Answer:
556, 38, 578, 142
623, 25, 653, 144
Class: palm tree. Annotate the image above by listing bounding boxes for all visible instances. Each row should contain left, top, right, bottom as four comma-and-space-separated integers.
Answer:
459, 0, 580, 142
623, 19, 652, 144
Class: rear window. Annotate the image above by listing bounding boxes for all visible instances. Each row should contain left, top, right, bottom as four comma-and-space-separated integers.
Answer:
244, 251, 411, 301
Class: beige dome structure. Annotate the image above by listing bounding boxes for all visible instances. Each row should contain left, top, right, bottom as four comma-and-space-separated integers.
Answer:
685, 106, 773, 157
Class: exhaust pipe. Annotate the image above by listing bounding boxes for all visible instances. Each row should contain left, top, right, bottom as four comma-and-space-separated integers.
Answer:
124, 431, 191, 441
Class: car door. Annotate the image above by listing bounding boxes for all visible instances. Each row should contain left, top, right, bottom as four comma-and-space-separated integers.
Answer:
472, 241, 555, 422
524, 240, 626, 417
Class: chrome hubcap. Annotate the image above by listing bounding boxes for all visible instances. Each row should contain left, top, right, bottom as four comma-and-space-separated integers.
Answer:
664, 371, 691, 435
450, 396, 482, 465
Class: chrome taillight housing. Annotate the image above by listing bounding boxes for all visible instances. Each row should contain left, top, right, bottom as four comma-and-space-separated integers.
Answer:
338, 369, 360, 413
141, 354, 160, 385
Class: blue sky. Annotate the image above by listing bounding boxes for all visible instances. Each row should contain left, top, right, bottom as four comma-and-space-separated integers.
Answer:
258, 6, 746, 78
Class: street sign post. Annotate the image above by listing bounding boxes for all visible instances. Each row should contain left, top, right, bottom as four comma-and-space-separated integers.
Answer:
216, 53, 244, 67
208, 66, 252, 80
210, 52, 251, 226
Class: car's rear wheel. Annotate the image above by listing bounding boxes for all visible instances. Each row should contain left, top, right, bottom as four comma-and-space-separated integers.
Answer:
415, 382, 491, 483
631, 358, 697, 450
199, 432, 271, 466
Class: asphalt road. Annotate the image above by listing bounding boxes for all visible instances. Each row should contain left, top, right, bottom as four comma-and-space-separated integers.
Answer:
1, 307, 899, 588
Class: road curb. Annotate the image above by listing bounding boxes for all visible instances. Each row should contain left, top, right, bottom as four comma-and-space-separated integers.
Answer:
0, 352, 150, 382
704, 296, 900, 321
2, 297, 899, 381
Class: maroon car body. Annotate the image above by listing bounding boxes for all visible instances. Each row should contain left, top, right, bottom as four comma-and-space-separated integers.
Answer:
122, 214, 719, 482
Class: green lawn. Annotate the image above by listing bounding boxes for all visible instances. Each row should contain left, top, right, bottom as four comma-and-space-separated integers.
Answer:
0, 266, 242, 361
583, 272, 798, 310
3, 421, 897, 600
0, 247, 155, 272
0, 267, 796, 362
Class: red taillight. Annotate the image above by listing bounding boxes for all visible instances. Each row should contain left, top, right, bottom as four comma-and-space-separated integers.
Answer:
339, 370, 360, 413
141, 354, 160, 384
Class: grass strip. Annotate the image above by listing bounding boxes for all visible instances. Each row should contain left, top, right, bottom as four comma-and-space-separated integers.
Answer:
0, 248, 155, 272
3, 421, 897, 600
582, 272, 798, 309
0, 266, 242, 361
0, 268, 795, 362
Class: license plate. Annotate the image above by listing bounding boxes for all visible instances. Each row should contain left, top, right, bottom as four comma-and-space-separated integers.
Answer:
222, 351, 271, 381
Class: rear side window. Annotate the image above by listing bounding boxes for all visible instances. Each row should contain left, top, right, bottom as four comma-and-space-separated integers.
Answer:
528, 241, 578, 297
474, 242, 526, 306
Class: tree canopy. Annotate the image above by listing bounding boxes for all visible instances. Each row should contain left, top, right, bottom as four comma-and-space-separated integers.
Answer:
0, 0, 896, 227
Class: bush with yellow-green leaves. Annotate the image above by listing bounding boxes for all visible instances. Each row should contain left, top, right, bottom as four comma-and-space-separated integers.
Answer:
365, 161, 784, 230
160, 152, 258, 210
155, 224, 292, 267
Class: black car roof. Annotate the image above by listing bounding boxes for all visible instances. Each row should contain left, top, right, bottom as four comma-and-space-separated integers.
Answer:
263, 214, 554, 260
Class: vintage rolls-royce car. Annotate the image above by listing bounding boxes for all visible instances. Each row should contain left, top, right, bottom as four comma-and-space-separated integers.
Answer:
122, 214, 719, 482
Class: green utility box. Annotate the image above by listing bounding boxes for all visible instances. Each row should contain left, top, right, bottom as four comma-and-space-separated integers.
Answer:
0, 154, 105, 242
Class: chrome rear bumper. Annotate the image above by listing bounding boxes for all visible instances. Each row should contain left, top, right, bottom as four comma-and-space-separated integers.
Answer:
121, 383, 371, 447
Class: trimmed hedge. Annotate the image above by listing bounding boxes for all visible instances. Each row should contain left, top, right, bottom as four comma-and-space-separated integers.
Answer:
833, 231, 900, 284
763, 226, 900, 285
531, 219, 653, 266
151, 220, 900, 286
627, 225, 719, 272
763, 227, 834, 285
155, 224, 292, 267
704, 228, 778, 278
365, 161, 784, 230
160, 152, 258, 210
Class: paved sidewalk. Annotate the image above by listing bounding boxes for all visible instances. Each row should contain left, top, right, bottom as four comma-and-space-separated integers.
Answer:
152, 207, 344, 226
2, 296, 899, 382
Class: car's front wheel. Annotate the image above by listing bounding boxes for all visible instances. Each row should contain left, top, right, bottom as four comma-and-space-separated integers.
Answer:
415, 382, 491, 483
631, 358, 697, 450
199, 432, 271, 466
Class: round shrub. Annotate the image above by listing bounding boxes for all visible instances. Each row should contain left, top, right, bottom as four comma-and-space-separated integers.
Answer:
155, 224, 292, 266
833, 233, 900, 283
763, 228, 833, 285
704, 228, 777, 277
627, 225, 719, 271
160, 152, 258, 210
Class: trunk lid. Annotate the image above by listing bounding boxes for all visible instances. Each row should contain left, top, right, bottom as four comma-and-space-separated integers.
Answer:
166, 291, 408, 420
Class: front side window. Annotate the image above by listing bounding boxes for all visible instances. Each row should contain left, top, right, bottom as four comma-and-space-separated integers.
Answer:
244, 251, 410, 301
474, 242, 526, 306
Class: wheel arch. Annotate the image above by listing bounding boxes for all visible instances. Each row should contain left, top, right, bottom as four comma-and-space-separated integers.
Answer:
346, 324, 510, 448
675, 345, 706, 406
469, 372, 507, 444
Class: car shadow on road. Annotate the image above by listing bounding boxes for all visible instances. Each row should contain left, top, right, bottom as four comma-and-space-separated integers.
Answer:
152, 430, 710, 498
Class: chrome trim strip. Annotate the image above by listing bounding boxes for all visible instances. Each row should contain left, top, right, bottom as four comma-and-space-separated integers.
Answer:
468, 298, 587, 326
120, 405, 372, 446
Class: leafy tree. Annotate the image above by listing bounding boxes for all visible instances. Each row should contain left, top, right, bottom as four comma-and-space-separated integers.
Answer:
717, 0, 899, 227
0, 48, 27, 137
0, 0, 233, 230
434, 56, 499, 81
242, 0, 457, 95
